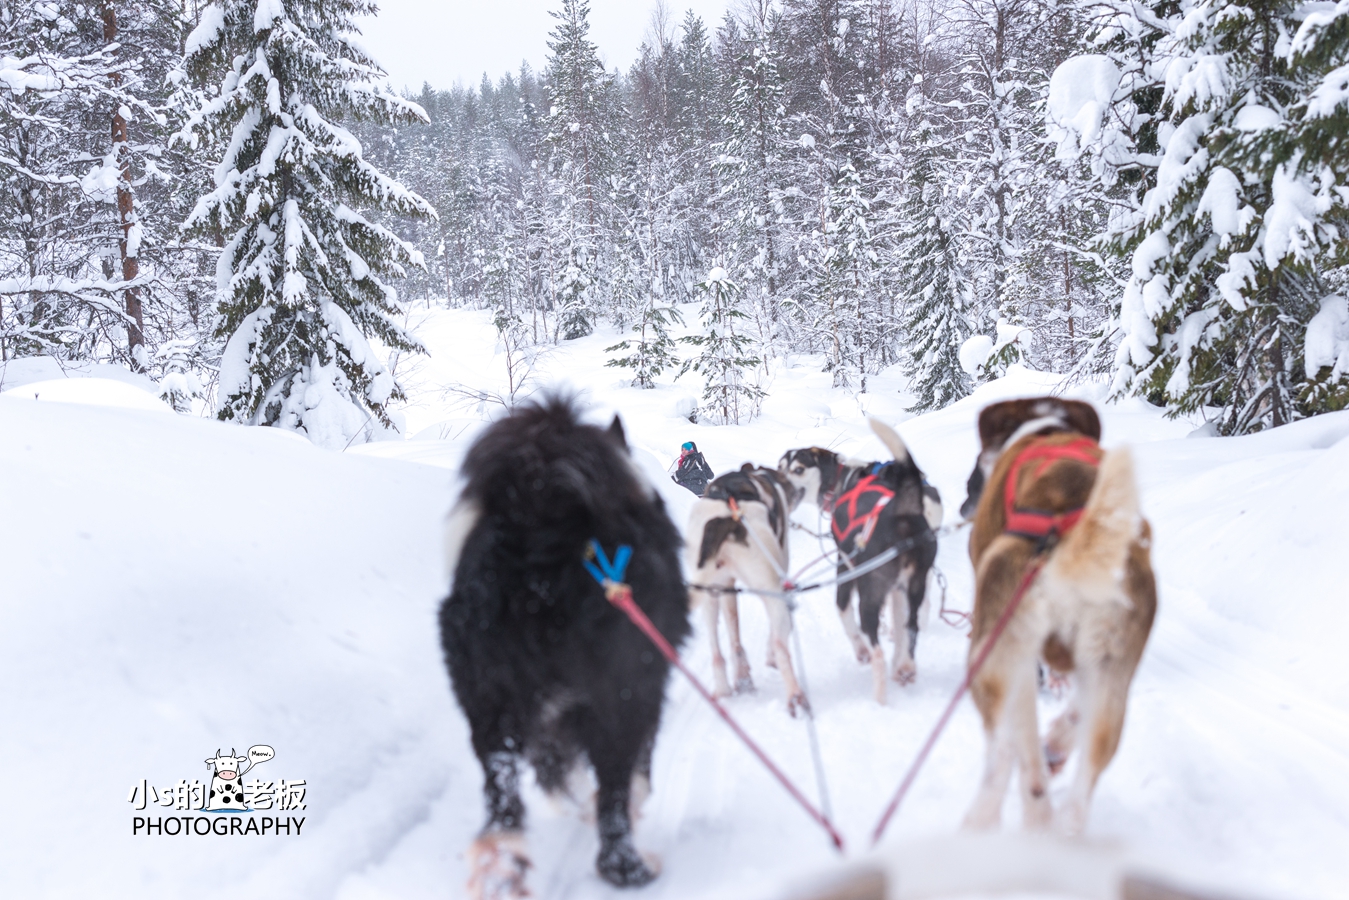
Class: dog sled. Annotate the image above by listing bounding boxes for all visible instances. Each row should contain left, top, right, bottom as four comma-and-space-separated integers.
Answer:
789, 834, 1244, 900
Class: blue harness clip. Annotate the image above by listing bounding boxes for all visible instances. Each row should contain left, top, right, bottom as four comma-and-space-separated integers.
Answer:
584, 539, 632, 587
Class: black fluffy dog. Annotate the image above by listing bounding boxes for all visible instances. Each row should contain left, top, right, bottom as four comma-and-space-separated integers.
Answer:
439, 397, 689, 897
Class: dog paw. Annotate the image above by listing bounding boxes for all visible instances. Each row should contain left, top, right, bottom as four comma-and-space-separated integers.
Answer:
734, 675, 755, 694
1040, 668, 1071, 698
855, 645, 872, 664
787, 692, 811, 717
1055, 800, 1089, 837
711, 683, 732, 700
597, 842, 659, 887
892, 660, 917, 685
960, 809, 1000, 832
467, 832, 531, 900
1045, 745, 1069, 776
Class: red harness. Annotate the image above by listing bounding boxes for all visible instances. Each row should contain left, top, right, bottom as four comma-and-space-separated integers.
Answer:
1002, 436, 1103, 542
831, 474, 894, 548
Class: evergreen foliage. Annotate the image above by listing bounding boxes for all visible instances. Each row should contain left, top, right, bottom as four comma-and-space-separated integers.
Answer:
892, 98, 974, 412
0, 0, 194, 370
179, 0, 435, 446
605, 299, 683, 389
679, 267, 763, 424
5, 0, 1347, 436
1064, 0, 1349, 433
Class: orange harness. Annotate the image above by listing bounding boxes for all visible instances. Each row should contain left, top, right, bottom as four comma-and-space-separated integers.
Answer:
831, 474, 893, 548
1002, 436, 1102, 542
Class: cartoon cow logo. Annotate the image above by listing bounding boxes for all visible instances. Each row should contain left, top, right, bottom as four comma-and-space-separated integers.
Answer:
204, 745, 275, 812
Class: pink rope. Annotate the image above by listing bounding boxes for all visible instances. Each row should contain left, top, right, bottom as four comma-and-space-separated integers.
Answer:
602, 580, 846, 853
870, 558, 1045, 846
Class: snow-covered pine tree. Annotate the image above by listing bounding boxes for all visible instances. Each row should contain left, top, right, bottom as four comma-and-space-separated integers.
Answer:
1099, 0, 1345, 433
1280, 3, 1349, 412
545, 0, 616, 339
822, 157, 874, 388
679, 266, 763, 424
714, 2, 788, 333
179, 0, 436, 447
778, 0, 895, 385
669, 9, 720, 284
939, 0, 1057, 364
605, 298, 683, 388
891, 81, 975, 411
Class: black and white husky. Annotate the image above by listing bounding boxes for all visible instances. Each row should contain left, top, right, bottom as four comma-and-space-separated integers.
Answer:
685, 464, 808, 714
439, 396, 690, 898
779, 419, 941, 703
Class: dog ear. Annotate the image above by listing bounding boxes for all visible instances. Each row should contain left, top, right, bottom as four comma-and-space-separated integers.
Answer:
1061, 400, 1102, 441
606, 415, 628, 450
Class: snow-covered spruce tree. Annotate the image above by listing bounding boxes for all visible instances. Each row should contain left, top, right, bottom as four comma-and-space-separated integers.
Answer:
545, 0, 616, 340
778, 0, 902, 383
892, 87, 975, 412
605, 298, 683, 388
938, 0, 1059, 362
1099, 0, 1347, 433
679, 267, 763, 424
179, 0, 436, 447
714, 3, 789, 332
1281, 3, 1349, 412
822, 158, 874, 389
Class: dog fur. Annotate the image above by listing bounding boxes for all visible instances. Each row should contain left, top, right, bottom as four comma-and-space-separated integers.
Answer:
779, 419, 940, 703
685, 464, 809, 713
439, 396, 690, 895
959, 398, 1156, 835
959, 397, 1101, 520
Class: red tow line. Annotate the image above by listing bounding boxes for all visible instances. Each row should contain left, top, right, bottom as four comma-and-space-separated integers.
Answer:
870, 557, 1046, 846
598, 577, 846, 852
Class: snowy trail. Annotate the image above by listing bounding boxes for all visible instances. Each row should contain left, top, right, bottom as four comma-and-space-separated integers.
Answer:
3, 307, 1347, 899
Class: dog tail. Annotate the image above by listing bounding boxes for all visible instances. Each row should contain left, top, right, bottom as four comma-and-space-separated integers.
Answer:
1047, 446, 1141, 600
868, 418, 912, 466
698, 515, 747, 569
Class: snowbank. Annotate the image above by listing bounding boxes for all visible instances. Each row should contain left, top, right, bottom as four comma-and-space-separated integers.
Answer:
1, 377, 175, 413
0, 355, 161, 394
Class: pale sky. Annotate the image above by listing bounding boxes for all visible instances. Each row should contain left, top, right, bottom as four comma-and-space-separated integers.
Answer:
359, 0, 735, 93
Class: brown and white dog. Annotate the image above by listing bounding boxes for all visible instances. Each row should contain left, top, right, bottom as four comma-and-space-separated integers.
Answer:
686, 465, 808, 714
779, 420, 942, 703
959, 397, 1156, 835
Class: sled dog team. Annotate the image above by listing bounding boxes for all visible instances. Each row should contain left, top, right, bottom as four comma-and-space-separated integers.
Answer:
441, 395, 1157, 898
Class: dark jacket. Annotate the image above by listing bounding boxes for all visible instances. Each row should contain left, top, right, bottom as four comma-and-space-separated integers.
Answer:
673, 450, 715, 496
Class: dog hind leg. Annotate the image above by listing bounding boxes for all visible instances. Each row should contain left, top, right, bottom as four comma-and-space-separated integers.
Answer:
857, 577, 888, 704
1043, 700, 1079, 776
700, 587, 733, 698
586, 722, 660, 887
467, 750, 530, 900
722, 593, 754, 693
888, 564, 922, 686
962, 672, 1022, 832
1058, 662, 1129, 835
836, 583, 871, 663
764, 598, 808, 715
1008, 666, 1053, 830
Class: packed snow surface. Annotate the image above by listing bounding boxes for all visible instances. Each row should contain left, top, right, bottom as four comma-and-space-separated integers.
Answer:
3, 305, 1348, 900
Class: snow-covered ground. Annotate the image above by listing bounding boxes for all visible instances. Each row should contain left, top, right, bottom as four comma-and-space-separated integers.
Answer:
2, 306, 1347, 900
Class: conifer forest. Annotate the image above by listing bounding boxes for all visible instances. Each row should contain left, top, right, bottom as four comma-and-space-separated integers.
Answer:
4, 0, 1349, 441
